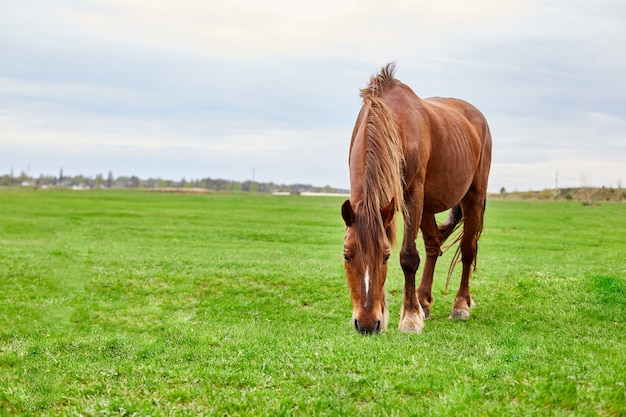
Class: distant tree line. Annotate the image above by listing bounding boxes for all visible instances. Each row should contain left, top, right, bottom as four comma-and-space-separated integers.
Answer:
0, 170, 348, 195
496, 185, 625, 203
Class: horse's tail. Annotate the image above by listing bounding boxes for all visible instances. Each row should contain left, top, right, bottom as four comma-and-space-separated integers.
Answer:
442, 200, 486, 293
440, 204, 463, 243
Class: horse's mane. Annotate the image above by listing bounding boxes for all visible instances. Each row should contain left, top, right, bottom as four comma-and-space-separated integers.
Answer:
355, 63, 406, 253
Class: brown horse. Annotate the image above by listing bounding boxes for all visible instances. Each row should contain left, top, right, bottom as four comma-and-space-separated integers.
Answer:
341, 63, 492, 334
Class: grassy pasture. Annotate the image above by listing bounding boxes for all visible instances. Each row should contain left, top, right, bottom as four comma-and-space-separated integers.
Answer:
0, 188, 624, 416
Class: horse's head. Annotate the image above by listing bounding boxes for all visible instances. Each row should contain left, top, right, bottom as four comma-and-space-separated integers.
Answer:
341, 198, 396, 334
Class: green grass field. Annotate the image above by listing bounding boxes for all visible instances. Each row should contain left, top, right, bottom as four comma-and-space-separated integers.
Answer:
1, 188, 624, 416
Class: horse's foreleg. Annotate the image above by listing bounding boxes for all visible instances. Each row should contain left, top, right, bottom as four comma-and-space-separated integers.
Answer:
418, 214, 442, 319
399, 193, 425, 333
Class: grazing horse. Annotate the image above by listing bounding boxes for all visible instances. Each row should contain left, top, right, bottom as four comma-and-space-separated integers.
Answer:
341, 63, 492, 334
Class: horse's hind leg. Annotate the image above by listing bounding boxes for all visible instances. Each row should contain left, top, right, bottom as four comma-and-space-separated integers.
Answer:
417, 214, 442, 319
450, 193, 485, 320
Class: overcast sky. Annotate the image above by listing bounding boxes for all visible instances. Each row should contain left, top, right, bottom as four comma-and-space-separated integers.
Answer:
1, 0, 625, 192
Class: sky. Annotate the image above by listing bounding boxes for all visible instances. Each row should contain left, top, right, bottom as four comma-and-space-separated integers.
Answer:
1, 0, 625, 192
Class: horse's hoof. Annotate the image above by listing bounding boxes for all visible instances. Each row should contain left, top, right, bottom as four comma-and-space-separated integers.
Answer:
399, 311, 425, 333
449, 297, 474, 320
449, 308, 470, 320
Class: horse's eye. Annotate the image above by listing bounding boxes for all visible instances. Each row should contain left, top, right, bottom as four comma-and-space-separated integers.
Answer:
344, 255, 351, 263
383, 255, 390, 264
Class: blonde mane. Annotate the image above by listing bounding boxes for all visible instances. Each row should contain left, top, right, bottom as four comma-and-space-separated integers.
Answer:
357, 63, 406, 248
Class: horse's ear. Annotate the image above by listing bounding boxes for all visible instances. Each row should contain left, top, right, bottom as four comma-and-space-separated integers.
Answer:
341, 200, 355, 227
381, 197, 396, 228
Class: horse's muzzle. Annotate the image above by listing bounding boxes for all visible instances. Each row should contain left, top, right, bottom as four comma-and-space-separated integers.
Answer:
354, 318, 382, 334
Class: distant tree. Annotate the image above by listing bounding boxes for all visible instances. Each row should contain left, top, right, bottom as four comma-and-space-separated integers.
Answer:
107, 171, 113, 188
18, 171, 29, 184
227, 181, 242, 192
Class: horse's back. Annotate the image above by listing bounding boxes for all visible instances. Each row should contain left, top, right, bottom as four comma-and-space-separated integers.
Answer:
420, 97, 491, 212
382, 88, 490, 213
423, 97, 489, 140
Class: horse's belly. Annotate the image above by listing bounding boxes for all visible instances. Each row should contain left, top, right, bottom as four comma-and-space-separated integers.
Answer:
422, 148, 478, 213
422, 185, 471, 214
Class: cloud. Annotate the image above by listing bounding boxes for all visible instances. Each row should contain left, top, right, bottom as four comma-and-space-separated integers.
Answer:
1, 0, 625, 192
490, 111, 626, 190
